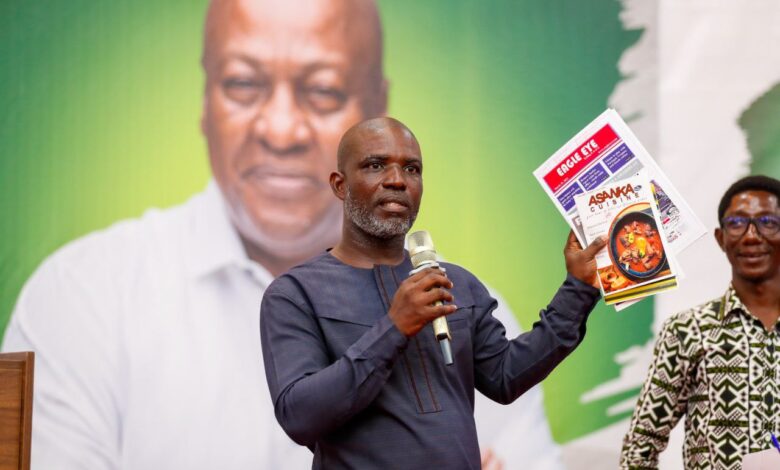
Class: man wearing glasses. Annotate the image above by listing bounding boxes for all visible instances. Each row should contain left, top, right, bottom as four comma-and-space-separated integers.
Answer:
620, 175, 780, 469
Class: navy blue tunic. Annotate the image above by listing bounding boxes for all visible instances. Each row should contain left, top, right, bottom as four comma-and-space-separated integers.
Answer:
260, 251, 599, 469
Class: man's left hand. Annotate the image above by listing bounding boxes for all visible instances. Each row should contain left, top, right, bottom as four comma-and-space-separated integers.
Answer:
563, 230, 606, 290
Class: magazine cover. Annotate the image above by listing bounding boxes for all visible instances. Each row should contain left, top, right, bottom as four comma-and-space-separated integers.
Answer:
533, 109, 705, 253
574, 173, 678, 305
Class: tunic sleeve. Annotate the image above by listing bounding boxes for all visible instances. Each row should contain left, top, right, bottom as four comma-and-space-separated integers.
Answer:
471, 274, 600, 405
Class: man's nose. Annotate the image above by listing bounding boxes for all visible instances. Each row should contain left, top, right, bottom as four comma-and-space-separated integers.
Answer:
742, 221, 763, 242
382, 165, 407, 189
252, 84, 312, 155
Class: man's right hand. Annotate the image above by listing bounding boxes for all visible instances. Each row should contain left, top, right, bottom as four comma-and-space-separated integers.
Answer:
564, 230, 607, 289
388, 267, 457, 337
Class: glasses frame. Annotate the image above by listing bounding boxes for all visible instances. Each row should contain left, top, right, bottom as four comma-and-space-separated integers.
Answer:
720, 215, 780, 238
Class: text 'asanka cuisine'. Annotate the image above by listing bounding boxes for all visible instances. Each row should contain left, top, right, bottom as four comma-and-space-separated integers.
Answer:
586, 183, 642, 212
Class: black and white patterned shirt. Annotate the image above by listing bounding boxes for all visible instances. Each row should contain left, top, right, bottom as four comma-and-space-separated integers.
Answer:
620, 286, 780, 469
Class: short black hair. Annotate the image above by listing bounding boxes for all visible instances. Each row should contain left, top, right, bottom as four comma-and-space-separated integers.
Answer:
718, 175, 780, 222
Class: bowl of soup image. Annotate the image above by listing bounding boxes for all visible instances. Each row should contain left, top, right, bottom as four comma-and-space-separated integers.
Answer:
607, 208, 667, 282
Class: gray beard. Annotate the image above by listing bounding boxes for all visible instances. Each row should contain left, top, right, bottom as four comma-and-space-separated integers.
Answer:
344, 187, 415, 239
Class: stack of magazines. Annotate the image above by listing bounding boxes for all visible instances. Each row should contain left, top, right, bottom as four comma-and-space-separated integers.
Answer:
534, 109, 706, 310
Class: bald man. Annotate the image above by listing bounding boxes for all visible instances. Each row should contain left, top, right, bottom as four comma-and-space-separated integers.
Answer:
261, 117, 605, 468
3, 1, 562, 469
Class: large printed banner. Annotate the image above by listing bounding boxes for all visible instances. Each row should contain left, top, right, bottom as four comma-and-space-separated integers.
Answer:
1, 0, 778, 468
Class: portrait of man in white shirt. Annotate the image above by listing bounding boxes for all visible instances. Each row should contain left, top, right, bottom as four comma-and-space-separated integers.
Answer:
2, 0, 563, 469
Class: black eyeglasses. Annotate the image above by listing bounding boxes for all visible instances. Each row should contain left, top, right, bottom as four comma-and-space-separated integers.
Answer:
721, 215, 780, 238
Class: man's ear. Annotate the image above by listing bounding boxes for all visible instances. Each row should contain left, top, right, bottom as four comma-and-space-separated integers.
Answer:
330, 171, 346, 201
714, 227, 726, 252
200, 80, 210, 136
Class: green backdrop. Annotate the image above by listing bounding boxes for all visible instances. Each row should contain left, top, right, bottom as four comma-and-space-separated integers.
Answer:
0, 0, 648, 443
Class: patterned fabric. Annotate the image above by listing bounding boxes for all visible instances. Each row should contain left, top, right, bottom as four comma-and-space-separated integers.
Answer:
620, 286, 780, 469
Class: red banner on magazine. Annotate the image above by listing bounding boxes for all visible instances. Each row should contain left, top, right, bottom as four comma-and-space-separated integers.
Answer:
543, 125, 619, 192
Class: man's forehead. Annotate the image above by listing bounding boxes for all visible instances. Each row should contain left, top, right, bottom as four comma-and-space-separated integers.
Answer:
353, 128, 420, 157
231, 0, 347, 38
205, 0, 377, 62
727, 190, 780, 213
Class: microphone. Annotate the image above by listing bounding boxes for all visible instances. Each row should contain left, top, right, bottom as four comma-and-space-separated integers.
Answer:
407, 230, 453, 365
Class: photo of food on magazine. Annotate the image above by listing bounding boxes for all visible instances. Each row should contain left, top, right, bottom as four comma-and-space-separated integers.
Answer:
574, 173, 678, 305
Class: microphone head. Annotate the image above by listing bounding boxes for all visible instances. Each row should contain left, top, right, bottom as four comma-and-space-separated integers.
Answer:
407, 230, 438, 268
